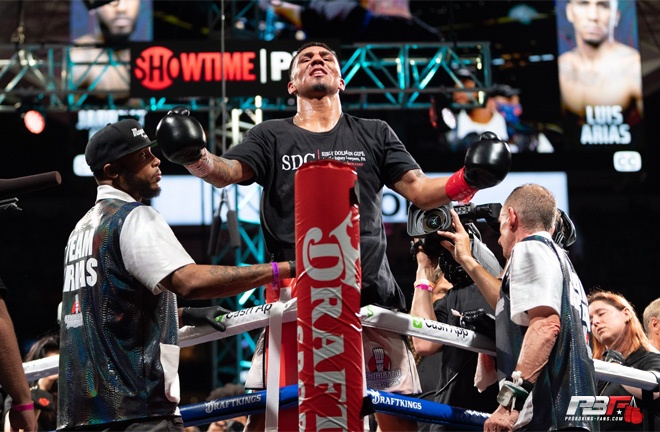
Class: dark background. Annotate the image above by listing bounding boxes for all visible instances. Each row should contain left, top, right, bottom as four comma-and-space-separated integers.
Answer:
1, 0, 660, 403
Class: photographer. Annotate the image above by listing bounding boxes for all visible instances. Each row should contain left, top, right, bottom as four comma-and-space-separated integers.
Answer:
409, 206, 502, 431
438, 184, 596, 431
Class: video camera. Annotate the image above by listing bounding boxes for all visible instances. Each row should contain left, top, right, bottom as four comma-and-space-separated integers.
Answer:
407, 202, 501, 289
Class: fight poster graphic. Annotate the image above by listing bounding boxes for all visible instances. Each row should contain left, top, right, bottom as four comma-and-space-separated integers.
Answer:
566, 395, 644, 425
555, 0, 643, 149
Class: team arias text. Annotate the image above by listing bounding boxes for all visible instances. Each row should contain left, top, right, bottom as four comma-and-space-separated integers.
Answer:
63, 228, 98, 292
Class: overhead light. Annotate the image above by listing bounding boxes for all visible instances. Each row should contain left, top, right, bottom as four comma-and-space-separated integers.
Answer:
23, 109, 46, 134
508, 4, 539, 25
429, 94, 457, 133
73, 154, 94, 177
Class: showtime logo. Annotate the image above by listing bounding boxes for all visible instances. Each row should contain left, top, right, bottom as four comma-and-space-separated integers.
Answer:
133, 46, 293, 91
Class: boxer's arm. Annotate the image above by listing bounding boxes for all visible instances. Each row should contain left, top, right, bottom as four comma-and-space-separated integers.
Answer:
393, 132, 511, 206
155, 107, 254, 187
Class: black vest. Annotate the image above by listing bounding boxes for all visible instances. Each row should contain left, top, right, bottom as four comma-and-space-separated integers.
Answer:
58, 199, 179, 429
496, 235, 598, 431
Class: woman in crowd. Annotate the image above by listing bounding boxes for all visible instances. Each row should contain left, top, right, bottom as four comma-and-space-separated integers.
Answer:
588, 290, 660, 431
3, 334, 59, 432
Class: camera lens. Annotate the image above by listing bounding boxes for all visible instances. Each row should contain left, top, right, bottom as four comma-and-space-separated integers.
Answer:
422, 208, 450, 232
426, 215, 441, 230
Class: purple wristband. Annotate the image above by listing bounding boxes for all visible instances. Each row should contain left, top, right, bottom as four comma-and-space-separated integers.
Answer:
271, 262, 280, 290
11, 402, 34, 412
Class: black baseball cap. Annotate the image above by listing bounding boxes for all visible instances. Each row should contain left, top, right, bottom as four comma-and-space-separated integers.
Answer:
489, 84, 520, 98
85, 119, 156, 170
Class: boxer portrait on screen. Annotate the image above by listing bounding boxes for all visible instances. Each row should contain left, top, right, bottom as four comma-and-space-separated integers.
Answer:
557, 0, 643, 146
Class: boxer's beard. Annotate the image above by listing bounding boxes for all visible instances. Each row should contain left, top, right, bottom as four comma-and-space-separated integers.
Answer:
311, 83, 329, 93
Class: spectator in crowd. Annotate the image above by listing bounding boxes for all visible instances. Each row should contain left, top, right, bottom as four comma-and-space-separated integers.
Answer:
3, 334, 59, 432
442, 75, 508, 153
643, 298, 660, 351
588, 290, 660, 430
204, 383, 247, 432
489, 84, 554, 153
0, 276, 37, 432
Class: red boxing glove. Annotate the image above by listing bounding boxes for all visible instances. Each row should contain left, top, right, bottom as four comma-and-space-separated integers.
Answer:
446, 167, 478, 203
624, 405, 644, 424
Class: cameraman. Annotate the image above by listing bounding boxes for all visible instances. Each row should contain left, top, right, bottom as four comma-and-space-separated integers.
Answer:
438, 184, 596, 431
410, 232, 502, 431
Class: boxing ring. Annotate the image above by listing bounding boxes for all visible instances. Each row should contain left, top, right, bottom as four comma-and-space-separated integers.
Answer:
20, 303, 660, 430
17, 161, 660, 430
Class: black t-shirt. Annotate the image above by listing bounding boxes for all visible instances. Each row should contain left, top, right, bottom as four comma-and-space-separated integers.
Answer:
599, 349, 660, 431
0, 276, 7, 299
418, 238, 502, 430
223, 114, 419, 309
430, 286, 499, 417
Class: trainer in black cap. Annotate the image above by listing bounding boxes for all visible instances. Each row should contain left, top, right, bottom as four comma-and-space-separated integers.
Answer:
85, 119, 155, 170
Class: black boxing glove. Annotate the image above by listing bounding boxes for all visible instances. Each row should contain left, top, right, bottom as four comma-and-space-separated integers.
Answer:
446, 131, 512, 202
156, 106, 214, 177
180, 306, 232, 332
31, 388, 55, 412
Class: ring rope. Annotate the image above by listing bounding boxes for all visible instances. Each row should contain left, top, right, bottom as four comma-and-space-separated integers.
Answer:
18, 303, 660, 392
177, 384, 489, 429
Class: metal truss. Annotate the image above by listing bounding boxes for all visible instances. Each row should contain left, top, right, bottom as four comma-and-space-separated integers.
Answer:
0, 41, 490, 113
207, 100, 268, 388
339, 42, 492, 109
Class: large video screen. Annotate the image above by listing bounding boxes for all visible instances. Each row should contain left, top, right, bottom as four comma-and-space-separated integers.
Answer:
410, 0, 645, 173
149, 172, 569, 227
68, 0, 153, 95
70, 0, 152, 43
556, 0, 643, 149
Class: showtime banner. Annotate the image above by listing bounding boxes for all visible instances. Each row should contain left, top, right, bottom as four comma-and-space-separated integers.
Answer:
130, 40, 313, 98
295, 160, 363, 431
